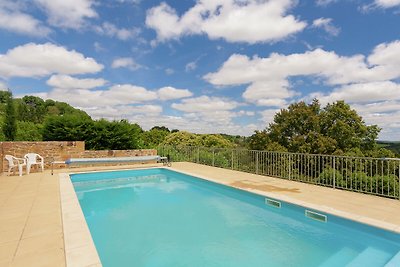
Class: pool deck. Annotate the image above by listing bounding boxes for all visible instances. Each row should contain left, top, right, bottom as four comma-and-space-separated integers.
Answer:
1, 162, 400, 266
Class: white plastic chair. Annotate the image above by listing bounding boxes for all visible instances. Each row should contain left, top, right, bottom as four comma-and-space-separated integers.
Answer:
5, 155, 26, 176
24, 153, 44, 174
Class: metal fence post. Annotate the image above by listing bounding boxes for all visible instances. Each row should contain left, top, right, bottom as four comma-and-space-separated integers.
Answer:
197, 147, 200, 163
256, 152, 259, 175
289, 154, 291, 180
333, 156, 336, 189
231, 150, 234, 170
212, 148, 215, 166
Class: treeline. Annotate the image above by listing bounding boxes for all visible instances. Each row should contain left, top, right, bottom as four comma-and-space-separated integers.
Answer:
0, 92, 237, 149
377, 141, 400, 156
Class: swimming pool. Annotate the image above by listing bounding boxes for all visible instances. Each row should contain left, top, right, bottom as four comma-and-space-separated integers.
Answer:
71, 168, 400, 267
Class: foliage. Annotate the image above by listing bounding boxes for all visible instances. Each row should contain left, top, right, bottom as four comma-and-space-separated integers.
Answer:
377, 141, 400, 157
197, 134, 235, 148
220, 134, 248, 147
320, 101, 379, 152
142, 127, 171, 148
85, 119, 143, 150
161, 131, 235, 148
3, 91, 17, 141
17, 96, 47, 123
248, 130, 269, 150
317, 167, 343, 186
43, 116, 144, 150
15, 121, 42, 141
42, 115, 94, 142
250, 99, 389, 156
162, 131, 201, 147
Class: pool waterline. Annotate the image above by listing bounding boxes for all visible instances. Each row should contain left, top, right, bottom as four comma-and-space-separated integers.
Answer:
69, 167, 400, 267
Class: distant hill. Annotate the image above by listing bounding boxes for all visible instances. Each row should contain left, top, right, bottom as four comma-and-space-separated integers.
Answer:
377, 141, 400, 156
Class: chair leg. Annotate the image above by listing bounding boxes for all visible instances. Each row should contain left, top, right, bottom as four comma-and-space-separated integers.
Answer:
27, 164, 31, 175
18, 165, 23, 176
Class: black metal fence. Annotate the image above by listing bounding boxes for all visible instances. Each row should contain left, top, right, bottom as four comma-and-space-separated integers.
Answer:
158, 146, 400, 199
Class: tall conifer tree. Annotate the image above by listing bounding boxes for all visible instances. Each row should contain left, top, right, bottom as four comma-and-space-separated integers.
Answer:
4, 90, 17, 141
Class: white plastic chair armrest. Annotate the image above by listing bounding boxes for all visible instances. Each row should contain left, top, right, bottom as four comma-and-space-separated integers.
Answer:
15, 157, 26, 165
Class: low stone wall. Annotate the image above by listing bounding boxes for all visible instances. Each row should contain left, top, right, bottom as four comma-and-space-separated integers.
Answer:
0, 141, 157, 174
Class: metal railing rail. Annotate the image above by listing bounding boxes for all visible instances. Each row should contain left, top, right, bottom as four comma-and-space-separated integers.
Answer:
157, 146, 400, 199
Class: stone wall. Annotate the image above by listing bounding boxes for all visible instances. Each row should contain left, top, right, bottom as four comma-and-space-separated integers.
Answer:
0, 141, 157, 173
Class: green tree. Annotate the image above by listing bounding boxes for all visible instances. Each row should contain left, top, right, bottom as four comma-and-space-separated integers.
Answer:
85, 119, 143, 150
142, 128, 171, 148
3, 91, 17, 141
251, 99, 382, 155
248, 130, 269, 150
162, 131, 235, 148
267, 99, 337, 154
42, 115, 94, 141
197, 134, 234, 148
320, 101, 379, 152
150, 126, 170, 132
15, 121, 42, 141
45, 100, 90, 118
162, 131, 200, 147
17, 96, 46, 123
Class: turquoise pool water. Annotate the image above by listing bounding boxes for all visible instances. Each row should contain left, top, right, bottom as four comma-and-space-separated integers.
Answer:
71, 168, 400, 267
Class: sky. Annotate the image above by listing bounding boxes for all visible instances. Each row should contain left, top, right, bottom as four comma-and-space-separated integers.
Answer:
0, 0, 400, 140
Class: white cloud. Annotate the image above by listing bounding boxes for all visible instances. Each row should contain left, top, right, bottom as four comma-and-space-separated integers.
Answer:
185, 61, 197, 72
237, 110, 255, 116
242, 80, 295, 106
146, 0, 306, 44
312, 81, 400, 104
165, 68, 174, 75
116, 0, 141, 3
169, 95, 246, 134
47, 75, 107, 90
312, 18, 340, 36
172, 96, 239, 113
260, 109, 280, 125
0, 81, 7, 91
93, 42, 105, 52
0, 43, 103, 78
86, 104, 162, 120
374, 0, 400, 8
94, 22, 140, 40
111, 57, 142, 71
122, 113, 257, 136
351, 101, 400, 141
34, 0, 97, 29
368, 40, 400, 67
315, 0, 337, 6
0, 5, 51, 37
157, 86, 193, 100
39, 84, 158, 108
205, 40, 400, 107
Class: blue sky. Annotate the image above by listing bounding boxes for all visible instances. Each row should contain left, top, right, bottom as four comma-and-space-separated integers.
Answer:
1, 0, 400, 140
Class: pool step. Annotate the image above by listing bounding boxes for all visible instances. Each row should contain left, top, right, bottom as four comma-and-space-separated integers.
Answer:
385, 250, 400, 267
346, 247, 392, 267
319, 247, 357, 267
